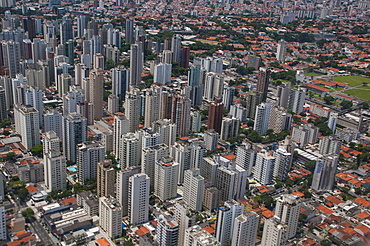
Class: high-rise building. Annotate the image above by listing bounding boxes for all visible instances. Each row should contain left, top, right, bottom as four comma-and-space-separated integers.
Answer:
276, 82, 291, 108
222, 86, 234, 110
204, 73, 224, 102
268, 106, 292, 134
76, 141, 105, 184
111, 66, 129, 101
231, 211, 259, 246
89, 68, 104, 120
183, 169, 204, 212
288, 87, 306, 114
125, 18, 134, 44
144, 87, 160, 128
14, 104, 40, 150
99, 196, 123, 238
113, 113, 129, 157
312, 154, 339, 192
124, 89, 140, 132
171, 34, 181, 63
154, 157, 179, 201
215, 162, 247, 202
0, 205, 5, 241
291, 123, 319, 147
62, 113, 87, 162
119, 132, 140, 169
201, 157, 219, 186
2, 40, 21, 77
129, 42, 143, 86
60, 18, 73, 44
254, 103, 272, 136
328, 112, 338, 133
247, 55, 261, 69
254, 151, 275, 185
154, 63, 172, 85
97, 159, 115, 198
152, 119, 177, 149
62, 85, 85, 116
0, 87, 7, 122
116, 166, 141, 216
108, 94, 119, 114
204, 130, 218, 151
173, 201, 196, 245
256, 67, 270, 102
44, 110, 63, 139
276, 39, 287, 62
156, 215, 179, 246
216, 200, 243, 245
128, 173, 150, 225
220, 116, 240, 141
273, 147, 292, 181
274, 194, 301, 240
184, 225, 219, 246
261, 218, 288, 246
180, 47, 190, 68
43, 131, 66, 191
57, 73, 72, 97
76, 15, 86, 38
169, 94, 191, 137
319, 136, 341, 155
235, 144, 255, 176
208, 98, 223, 133
142, 144, 168, 187
246, 92, 262, 119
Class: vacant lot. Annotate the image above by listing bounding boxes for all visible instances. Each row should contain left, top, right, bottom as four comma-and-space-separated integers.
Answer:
334, 76, 370, 87
343, 89, 370, 101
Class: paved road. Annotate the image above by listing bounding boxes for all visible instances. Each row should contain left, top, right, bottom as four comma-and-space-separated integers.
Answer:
29, 219, 54, 246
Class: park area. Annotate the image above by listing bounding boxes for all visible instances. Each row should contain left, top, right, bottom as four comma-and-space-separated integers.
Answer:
334, 75, 370, 87
343, 89, 370, 101
333, 76, 370, 101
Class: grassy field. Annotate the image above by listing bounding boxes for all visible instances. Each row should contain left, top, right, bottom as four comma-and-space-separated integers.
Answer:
195, 39, 219, 45
343, 89, 370, 101
304, 72, 321, 76
334, 76, 370, 87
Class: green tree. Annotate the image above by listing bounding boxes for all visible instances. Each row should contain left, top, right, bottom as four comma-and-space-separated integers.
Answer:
340, 100, 353, 109
105, 59, 117, 70
0, 119, 11, 128
18, 187, 29, 200
31, 144, 43, 157
321, 240, 332, 246
21, 208, 34, 222
323, 95, 335, 104
5, 152, 15, 161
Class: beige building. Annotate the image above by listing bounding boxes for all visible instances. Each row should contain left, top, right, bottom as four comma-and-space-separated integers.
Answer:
97, 159, 115, 198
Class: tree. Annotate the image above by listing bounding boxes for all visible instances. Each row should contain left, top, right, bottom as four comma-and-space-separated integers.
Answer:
321, 240, 332, 246
340, 100, 353, 109
18, 187, 29, 200
0, 119, 11, 128
5, 152, 15, 161
323, 95, 335, 104
21, 208, 34, 222
31, 144, 43, 157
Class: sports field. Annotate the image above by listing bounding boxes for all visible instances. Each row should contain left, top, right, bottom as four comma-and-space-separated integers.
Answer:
334, 76, 370, 87
304, 72, 321, 76
343, 89, 370, 101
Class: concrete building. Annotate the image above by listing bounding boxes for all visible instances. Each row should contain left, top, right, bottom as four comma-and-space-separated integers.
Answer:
312, 155, 339, 192
235, 144, 255, 176
328, 112, 338, 133
202, 186, 220, 211
154, 63, 172, 85
208, 98, 223, 133
273, 147, 292, 181
268, 107, 292, 134
220, 116, 240, 141
291, 123, 319, 147
0, 205, 6, 241
256, 67, 270, 102
216, 200, 243, 245
62, 113, 87, 162
89, 68, 104, 120
129, 42, 143, 86
154, 157, 179, 201
44, 110, 63, 139
288, 87, 306, 114
230, 104, 248, 122
276, 39, 287, 62
142, 144, 169, 187
152, 119, 177, 149
183, 169, 204, 212
43, 131, 66, 191
124, 89, 140, 132
116, 166, 141, 217
128, 173, 150, 225
174, 201, 196, 245
113, 113, 129, 157
319, 136, 341, 155
156, 215, 179, 246
119, 132, 140, 169
254, 103, 272, 136
204, 73, 224, 102
274, 194, 301, 240
107, 94, 119, 114
190, 111, 201, 133
204, 130, 218, 151
184, 225, 219, 246
76, 141, 105, 184
231, 211, 259, 246
261, 218, 288, 246
97, 159, 115, 198
254, 151, 275, 185
14, 104, 40, 150
99, 196, 123, 238
247, 55, 261, 69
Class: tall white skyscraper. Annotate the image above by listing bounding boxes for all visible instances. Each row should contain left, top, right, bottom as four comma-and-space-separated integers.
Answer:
62, 112, 87, 162
2, 40, 21, 77
116, 166, 141, 217
154, 63, 172, 85
154, 157, 179, 201
124, 89, 140, 132
142, 143, 169, 187
99, 196, 123, 238
216, 200, 244, 245
129, 42, 143, 86
261, 218, 288, 246
276, 39, 287, 62
144, 86, 160, 128
231, 211, 259, 246
235, 144, 255, 176
254, 151, 275, 185
128, 173, 150, 225
62, 85, 85, 116
319, 135, 341, 155
288, 87, 306, 114
312, 155, 339, 192
113, 113, 129, 157
119, 132, 140, 169
328, 112, 338, 133
254, 103, 272, 136
156, 215, 179, 246
203, 72, 224, 102
171, 34, 181, 63
273, 147, 292, 181
274, 194, 301, 240
152, 119, 177, 149
43, 131, 66, 191
14, 104, 40, 150
76, 141, 105, 184
0, 205, 5, 241
44, 110, 63, 139
183, 169, 204, 212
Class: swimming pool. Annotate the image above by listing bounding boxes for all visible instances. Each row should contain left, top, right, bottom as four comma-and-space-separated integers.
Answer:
68, 166, 77, 172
